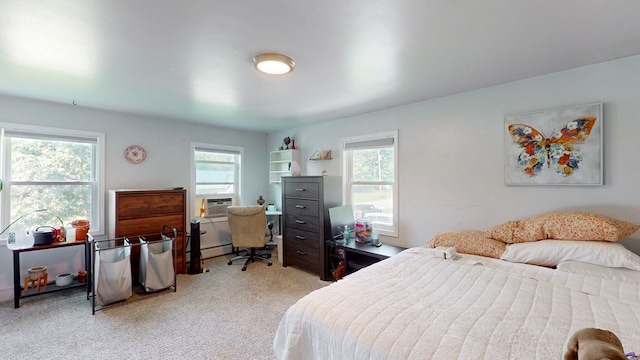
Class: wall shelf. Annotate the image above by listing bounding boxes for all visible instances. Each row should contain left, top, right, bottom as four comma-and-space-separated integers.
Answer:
310, 150, 332, 160
270, 149, 300, 183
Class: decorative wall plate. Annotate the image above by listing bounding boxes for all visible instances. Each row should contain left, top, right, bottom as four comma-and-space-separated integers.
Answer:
124, 145, 146, 164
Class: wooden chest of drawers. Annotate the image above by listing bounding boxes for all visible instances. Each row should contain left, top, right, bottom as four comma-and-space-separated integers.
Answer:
282, 176, 341, 280
109, 189, 187, 279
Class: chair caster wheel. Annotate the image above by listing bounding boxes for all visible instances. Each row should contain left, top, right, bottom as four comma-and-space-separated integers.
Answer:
268, 263, 272, 266
227, 261, 232, 265
241, 266, 247, 271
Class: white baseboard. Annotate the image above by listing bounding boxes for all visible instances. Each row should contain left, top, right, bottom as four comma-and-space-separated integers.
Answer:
201, 244, 233, 260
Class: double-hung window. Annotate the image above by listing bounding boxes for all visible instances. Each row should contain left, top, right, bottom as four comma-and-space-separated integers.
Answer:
0, 124, 105, 241
193, 143, 242, 201
342, 130, 398, 237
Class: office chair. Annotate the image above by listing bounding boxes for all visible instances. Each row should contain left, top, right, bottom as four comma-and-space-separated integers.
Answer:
226, 206, 273, 271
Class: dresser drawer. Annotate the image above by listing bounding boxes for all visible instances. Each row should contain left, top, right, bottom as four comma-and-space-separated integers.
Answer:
284, 181, 320, 199
285, 213, 320, 233
116, 214, 185, 236
285, 228, 319, 251
116, 192, 184, 219
285, 198, 319, 217
285, 239, 320, 272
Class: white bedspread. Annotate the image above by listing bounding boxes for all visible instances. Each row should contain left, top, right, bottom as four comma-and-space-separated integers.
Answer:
273, 247, 640, 359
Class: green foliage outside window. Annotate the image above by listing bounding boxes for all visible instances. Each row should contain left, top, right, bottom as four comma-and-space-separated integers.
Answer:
7, 137, 93, 230
352, 148, 394, 182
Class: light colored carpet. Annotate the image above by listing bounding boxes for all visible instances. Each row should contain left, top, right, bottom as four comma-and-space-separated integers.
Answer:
0, 252, 328, 360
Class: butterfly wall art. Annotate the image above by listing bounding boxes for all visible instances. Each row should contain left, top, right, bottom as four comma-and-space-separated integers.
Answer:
504, 103, 602, 186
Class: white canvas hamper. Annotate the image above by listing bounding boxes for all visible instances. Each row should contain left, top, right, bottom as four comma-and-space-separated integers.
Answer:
139, 235, 175, 292
95, 243, 132, 305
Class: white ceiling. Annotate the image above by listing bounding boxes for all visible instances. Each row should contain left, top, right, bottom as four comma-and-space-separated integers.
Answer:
1, 1, 640, 133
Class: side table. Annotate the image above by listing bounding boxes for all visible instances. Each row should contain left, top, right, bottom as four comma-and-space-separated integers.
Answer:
325, 240, 406, 280
12, 240, 91, 308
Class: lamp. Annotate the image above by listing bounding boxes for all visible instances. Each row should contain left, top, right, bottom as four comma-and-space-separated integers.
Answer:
252, 53, 295, 75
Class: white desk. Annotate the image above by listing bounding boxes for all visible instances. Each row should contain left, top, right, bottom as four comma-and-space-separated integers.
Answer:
265, 210, 282, 235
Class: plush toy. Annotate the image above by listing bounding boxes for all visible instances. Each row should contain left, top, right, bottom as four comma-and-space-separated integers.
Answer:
332, 260, 345, 281
564, 328, 626, 360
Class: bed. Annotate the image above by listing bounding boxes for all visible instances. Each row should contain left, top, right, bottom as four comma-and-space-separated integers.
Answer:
273, 212, 640, 359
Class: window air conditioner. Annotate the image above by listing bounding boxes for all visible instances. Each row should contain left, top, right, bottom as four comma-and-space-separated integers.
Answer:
203, 196, 235, 218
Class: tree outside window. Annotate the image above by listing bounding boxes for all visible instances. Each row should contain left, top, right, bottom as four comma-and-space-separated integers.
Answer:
1, 125, 104, 238
342, 130, 398, 237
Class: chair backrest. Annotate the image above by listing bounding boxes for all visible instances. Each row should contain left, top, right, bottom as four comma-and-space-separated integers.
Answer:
227, 205, 268, 248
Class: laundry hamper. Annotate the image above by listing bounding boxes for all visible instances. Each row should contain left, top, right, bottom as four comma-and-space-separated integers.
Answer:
139, 234, 175, 292
95, 240, 132, 305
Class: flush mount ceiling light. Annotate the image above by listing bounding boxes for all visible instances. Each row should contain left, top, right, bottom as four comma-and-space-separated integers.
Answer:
252, 53, 295, 75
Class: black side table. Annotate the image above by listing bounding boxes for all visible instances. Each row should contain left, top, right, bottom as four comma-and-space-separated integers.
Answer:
12, 240, 91, 308
325, 240, 406, 280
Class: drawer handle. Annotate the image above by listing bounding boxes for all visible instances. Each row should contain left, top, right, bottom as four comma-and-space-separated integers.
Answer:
295, 235, 306, 240
295, 205, 306, 209
295, 188, 306, 192
295, 220, 306, 224
296, 250, 307, 255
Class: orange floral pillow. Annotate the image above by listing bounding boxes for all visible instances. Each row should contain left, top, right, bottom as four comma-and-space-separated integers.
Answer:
485, 211, 639, 243
428, 230, 507, 259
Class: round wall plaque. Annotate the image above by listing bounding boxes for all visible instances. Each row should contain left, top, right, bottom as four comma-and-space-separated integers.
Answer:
124, 145, 146, 164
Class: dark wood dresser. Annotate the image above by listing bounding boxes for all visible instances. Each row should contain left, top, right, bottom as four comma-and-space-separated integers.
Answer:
282, 176, 342, 280
109, 189, 187, 279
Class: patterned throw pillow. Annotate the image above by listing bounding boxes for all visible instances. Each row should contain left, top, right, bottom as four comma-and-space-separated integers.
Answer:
485, 211, 639, 243
428, 230, 507, 259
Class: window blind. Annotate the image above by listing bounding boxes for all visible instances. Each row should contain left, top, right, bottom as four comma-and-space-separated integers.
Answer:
343, 137, 394, 150
195, 147, 240, 155
3, 130, 98, 144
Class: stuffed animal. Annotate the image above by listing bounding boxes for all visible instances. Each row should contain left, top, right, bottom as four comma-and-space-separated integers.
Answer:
564, 328, 626, 360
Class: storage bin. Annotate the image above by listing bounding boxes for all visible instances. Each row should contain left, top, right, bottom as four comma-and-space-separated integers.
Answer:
355, 219, 372, 243
95, 243, 132, 305
139, 235, 175, 292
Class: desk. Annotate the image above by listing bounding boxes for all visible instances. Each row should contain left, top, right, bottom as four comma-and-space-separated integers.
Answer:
265, 210, 282, 235
12, 240, 91, 308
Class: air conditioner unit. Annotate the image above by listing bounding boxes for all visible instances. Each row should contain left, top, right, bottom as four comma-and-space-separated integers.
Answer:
203, 195, 236, 218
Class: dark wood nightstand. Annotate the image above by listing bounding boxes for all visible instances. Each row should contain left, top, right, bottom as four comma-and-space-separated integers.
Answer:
325, 240, 406, 280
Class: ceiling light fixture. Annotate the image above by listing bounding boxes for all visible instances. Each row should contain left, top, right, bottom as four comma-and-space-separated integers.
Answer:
252, 53, 295, 75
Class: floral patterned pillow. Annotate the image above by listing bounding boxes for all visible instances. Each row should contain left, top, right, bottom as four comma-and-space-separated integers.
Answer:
485, 211, 639, 243
428, 230, 507, 259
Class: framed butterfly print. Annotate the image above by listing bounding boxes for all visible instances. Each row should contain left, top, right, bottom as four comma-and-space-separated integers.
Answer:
504, 103, 603, 186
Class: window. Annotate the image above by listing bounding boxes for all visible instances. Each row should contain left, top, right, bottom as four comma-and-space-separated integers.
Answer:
193, 143, 242, 199
0, 123, 105, 241
342, 130, 398, 237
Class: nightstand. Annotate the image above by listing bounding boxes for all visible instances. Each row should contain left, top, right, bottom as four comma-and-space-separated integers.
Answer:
325, 240, 406, 280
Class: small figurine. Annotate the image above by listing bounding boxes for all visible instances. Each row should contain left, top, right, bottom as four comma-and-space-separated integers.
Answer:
290, 160, 301, 176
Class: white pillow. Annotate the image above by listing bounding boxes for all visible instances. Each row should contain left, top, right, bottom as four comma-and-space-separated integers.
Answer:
556, 260, 640, 284
500, 240, 640, 270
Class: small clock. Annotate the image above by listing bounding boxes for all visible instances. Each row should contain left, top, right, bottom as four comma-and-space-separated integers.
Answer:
124, 145, 146, 164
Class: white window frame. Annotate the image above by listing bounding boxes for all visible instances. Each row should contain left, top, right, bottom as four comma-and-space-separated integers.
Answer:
341, 130, 398, 237
191, 142, 243, 220
0, 122, 106, 244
